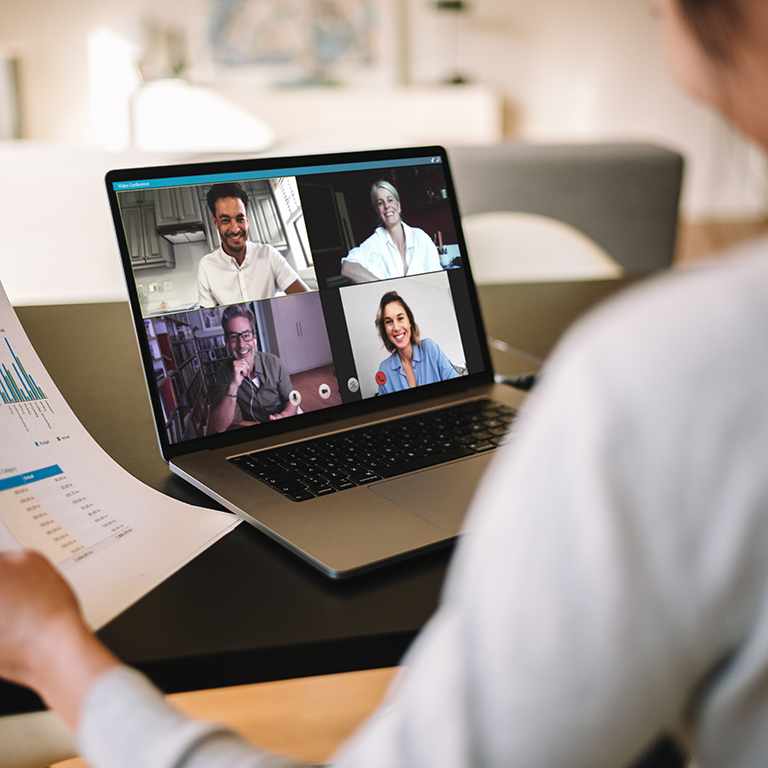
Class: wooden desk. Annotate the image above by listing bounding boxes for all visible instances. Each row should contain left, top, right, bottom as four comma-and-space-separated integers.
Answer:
3, 278, 632, 719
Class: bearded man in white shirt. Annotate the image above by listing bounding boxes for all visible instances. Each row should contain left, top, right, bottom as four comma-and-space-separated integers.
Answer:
197, 182, 309, 306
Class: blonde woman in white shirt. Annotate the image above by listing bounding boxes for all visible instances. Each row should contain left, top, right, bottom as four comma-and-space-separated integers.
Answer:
341, 180, 443, 284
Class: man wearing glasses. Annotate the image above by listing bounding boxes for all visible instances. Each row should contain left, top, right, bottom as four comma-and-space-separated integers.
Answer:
207, 304, 298, 433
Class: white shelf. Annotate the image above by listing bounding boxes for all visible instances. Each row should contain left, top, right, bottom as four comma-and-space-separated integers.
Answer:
208, 83, 503, 150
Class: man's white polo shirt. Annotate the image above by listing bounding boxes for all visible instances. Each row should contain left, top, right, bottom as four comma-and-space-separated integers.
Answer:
197, 241, 300, 306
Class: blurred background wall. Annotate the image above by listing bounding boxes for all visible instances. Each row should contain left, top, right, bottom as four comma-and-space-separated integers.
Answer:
0, 0, 765, 219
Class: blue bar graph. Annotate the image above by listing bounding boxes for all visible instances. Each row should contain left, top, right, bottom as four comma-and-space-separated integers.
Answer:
1, 338, 46, 404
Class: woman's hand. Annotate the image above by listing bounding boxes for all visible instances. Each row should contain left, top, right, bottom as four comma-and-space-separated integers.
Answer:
0, 550, 121, 729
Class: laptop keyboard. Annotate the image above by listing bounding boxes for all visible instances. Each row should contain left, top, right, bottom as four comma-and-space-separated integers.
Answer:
229, 398, 516, 502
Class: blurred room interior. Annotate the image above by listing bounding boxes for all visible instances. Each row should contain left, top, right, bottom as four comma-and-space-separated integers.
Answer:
1, 0, 766, 764
1, 0, 767, 291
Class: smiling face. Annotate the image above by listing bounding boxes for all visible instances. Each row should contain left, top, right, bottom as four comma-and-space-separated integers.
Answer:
375, 186, 402, 230
225, 315, 256, 370
382, 301, 412, 352
213, 197, 249, 258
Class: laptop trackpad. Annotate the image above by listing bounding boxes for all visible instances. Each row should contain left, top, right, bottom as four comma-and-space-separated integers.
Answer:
369, 455, 494, 532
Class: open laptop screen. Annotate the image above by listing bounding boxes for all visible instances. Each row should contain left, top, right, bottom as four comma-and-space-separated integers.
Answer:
107, 147, 491, 455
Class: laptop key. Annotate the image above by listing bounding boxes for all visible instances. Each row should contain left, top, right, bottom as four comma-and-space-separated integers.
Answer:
263, 469, 303, 485
275, 479, 308, 493
362, 458, 390, 471
349, 471, 380, 484
468, 441, 495, 452
320, 469, 350, 481
328, 478, 357, 490
302, 477, 330, 492
284, 488, 317, 502
235, 462, 271, 479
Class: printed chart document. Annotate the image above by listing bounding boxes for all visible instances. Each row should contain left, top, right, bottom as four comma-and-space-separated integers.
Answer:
0, 282, 239, 630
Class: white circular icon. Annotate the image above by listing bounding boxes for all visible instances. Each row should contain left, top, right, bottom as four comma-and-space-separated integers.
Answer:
318, 383, 331, 400
289, 389, 302, 406
347, 377, 359, 393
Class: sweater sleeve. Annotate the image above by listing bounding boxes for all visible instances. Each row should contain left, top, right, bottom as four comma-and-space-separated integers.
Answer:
79, 667, 303, 768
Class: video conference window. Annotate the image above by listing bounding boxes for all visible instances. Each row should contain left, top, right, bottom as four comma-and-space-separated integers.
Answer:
340, 272, 467, 400
297, 164, 461, 290
117, 177, 318, 318
145, 293, 340, 444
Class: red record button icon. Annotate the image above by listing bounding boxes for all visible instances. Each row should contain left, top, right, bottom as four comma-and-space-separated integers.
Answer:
375, 371, 387, 386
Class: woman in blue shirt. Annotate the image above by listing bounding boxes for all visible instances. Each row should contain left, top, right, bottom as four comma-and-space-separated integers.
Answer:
375, 290, 460, 394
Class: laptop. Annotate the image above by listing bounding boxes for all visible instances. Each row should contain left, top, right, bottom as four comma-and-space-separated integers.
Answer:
105, 145, 526, 578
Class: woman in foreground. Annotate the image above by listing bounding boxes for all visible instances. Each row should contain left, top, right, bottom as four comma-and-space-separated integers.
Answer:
3, 1, 768, 765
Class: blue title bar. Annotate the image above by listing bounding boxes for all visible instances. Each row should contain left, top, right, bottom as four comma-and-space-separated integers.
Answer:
112, 156, 442, 191
0, 464, 63, 491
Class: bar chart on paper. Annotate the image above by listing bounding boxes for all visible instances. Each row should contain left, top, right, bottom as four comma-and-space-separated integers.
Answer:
0, 337, 46, 403
0, 464, 132, 565
0, 329, 57, 436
